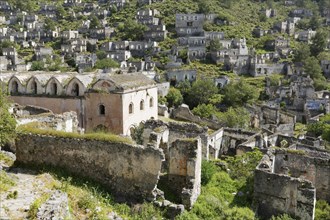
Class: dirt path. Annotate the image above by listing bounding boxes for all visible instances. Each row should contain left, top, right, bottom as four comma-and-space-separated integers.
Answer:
0, 168, 53, 220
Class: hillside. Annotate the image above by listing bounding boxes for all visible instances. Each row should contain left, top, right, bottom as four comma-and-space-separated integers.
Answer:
0, 0, 330, 219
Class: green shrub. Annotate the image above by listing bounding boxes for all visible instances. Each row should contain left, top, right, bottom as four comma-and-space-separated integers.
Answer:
201, 160, 218, 185
315, 200, 330, 220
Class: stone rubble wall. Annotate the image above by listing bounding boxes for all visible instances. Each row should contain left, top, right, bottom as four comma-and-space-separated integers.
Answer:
274, 150, 330, 202
168, 139, 201, 209
171, 104, 223, 130
16, 133, 164, 202
254, 168, 315, 220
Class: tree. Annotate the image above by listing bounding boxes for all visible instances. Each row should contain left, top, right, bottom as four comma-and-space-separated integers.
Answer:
209, 39, 223, 52
310, 30, 329, 57
222, 80, 258, 107
192, 104, 217, 119
309, 15, 321, 30
89, 15, 100, 29
31, 61, 45, 71
185, 79, 218, 108
117, 19, 147, 41
95, 58, 120, 69
217, 107, 250, 129
177, 80, 191, 101
293, 43, 311, 63
0, 88, 16, 147
44, 18, 56, 31
304, 56, 323, 80
96, 50, 107, 60
166, 87, 183, 108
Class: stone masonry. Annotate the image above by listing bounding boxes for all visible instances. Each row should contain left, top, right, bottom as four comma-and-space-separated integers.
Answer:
15, 133, 164, 202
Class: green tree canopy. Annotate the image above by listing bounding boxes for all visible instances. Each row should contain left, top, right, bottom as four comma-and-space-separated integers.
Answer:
95, 58, 120, 69
293, 43, 311, 63
192, 104, 217, 119
185, 79, 218, 108
304, 56, 323, 80
217, 107, 250, 129
310, 30, 329, 57
117, 19, 147, 41
165, 87, 183, 108
222, 80, 258, 107
0, 89, 16, 147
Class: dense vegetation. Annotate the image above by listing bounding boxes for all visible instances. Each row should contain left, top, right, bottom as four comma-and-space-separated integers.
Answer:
0, 89, 16, 147
1, 0, 330, 218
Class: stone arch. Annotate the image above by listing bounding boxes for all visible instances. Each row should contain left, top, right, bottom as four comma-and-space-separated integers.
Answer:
66, 77, 85, 96
26, 77, 41, 95
8, 76, 24, 94
92, 79, 116, 92
46, 77, 62, 96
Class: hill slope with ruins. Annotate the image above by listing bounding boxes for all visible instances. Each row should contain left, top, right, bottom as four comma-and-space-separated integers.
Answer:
0, 0, 330, 219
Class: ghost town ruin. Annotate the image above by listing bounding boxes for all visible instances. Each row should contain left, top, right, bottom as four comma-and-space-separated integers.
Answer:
0, 0, 330, 219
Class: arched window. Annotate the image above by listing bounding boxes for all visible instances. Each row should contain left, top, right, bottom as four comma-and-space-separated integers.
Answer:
99, 104, 105, 115
51, 83, 57, 95
32, 81, 37, 94
72, 83, 79, 96
129, 103, 134, 114
149, 97, 154, 107
11, 81, 18, 94
140, 100, 144, 110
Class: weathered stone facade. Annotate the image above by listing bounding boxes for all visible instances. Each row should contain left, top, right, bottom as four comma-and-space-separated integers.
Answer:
2, 72, 158, 135
254, 148, 330, 219
141, 120, 202, 208
16, 133, 164, 202
168, 139, 201, 209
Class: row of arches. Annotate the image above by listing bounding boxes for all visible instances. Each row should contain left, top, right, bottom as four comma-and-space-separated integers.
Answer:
129, 97, 154, 114
7, 75, 91, 97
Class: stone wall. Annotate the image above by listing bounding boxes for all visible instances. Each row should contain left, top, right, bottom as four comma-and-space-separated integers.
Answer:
254, 168, 315, 219
171, 104, 223, 130
274, 150, 330, 202
168, 139, 201, 209
16, 133, 164, 202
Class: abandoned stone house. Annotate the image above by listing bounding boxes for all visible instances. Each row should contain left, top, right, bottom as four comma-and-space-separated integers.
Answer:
250, 54, 287, 77
175, 14, 205, 37
63, 0, 82, 7
254, 148, 330, 219
273, 20, 295, 36
166, 69, 197, 86
295, 29, 316, 43
289, 8, 313, 18
61, 39, 87, 54
0, 71, 158, 136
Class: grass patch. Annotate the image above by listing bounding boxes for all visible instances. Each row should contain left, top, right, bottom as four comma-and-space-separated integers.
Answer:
17, 123, 133, 145
0, 170, 16, 192
16, 163, 163, 220
6, 190, 18, 199
28, 192, 52, 220
178, 150, 262, 219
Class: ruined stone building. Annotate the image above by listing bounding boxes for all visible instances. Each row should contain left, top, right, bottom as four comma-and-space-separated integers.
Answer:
255, 148, 330, 219
0, 71, 158, 135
